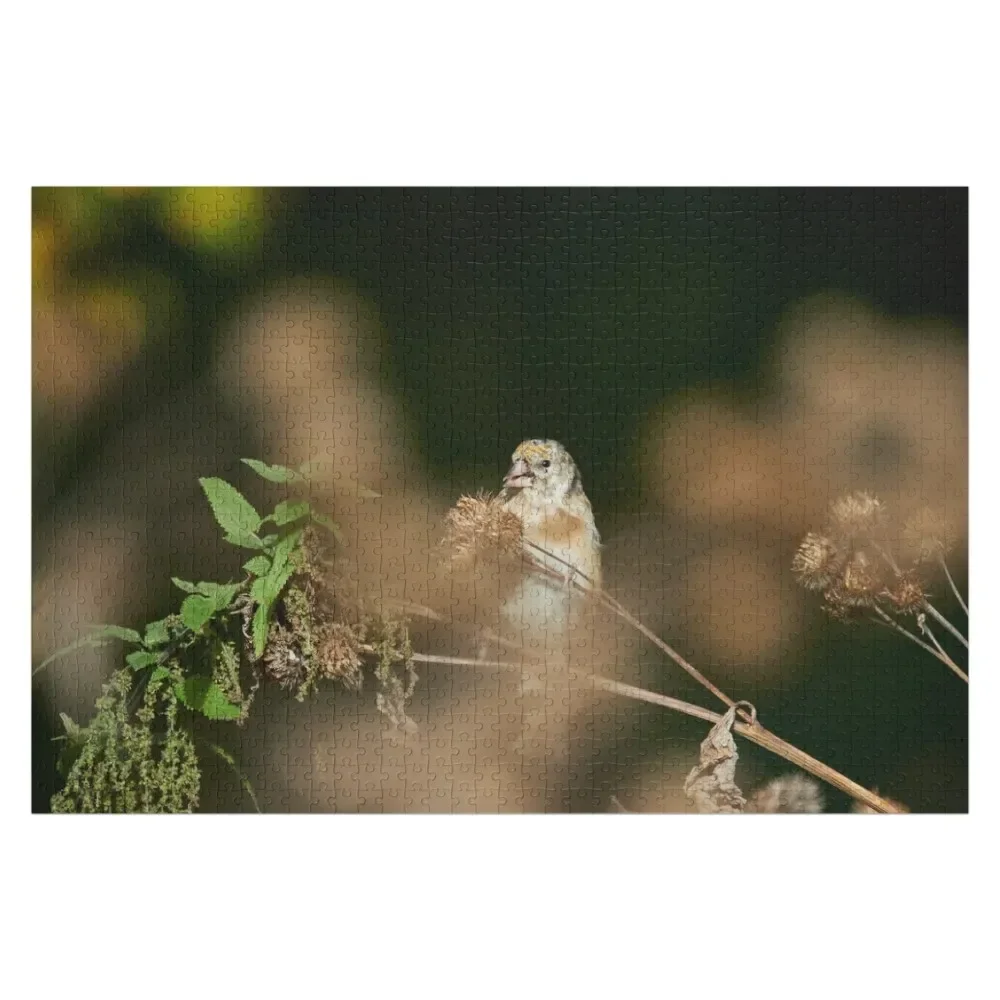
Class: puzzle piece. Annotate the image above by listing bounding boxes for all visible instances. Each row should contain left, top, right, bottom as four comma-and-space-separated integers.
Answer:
33, 188, 968, 813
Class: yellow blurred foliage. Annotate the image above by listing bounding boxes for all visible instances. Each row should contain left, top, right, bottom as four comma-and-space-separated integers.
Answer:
157, 186, 267, 252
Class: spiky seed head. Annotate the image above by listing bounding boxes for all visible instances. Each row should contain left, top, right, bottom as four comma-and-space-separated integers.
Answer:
829, 491, 884, 540
792, 532, 844, 590
884, 571, 928, 615
901, 507, 953, 564
823, 549, 884, 612
443, 491, 523, 562
317, 622, 364, 688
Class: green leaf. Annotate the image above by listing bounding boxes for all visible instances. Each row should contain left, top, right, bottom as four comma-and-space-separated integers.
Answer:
243, 555, 271, 576
222, 528, 266, 550
311, 511, 343, 542
95, 625, 143, 644
171, 578, 200, 594
199, 477, 262, 545
192, 581, 242, 610
143, 618, 172, 647
249, 554, 299, 657
180, 594, 216, 633
268, 500, 311, 526
33, 625, 142, 675
126, 650, 161, 670
173, 677, 242, 721
241, 458, 303, 484
150, 665, 173, 684
269, 527, 304, 575
58, 712, 82, 740
251, 603, 270, 659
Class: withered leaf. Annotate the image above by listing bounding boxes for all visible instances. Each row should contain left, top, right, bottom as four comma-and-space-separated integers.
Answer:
684, 704, 747, 814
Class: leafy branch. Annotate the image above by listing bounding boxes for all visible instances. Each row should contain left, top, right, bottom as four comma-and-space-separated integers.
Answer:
43, 458, 408, 813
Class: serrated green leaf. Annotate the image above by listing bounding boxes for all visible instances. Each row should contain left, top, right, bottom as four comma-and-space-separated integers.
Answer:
241, 458, 303, 484
268, 500, 311, 526
223, 528, 266, 550
143, 618, 171, 647
269, 527, 304, 575
171, 578, 199, 594
199, 476, 262, 540
126, 650, 161, 670
180, 594, 215, 633
311, 511, 343, 542
243, 555, 272, 576
95, 624, 143, 644
150, 665, 173, 684
257, 533, 279, 549
249, 556, 298, 658
192, 581, 242, 610
173, 677, 242, 720
33, 624, 142, 675
251, 603, 270, 658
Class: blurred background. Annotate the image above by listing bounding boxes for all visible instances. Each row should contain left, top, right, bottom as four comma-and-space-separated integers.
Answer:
32, 187, 968, 812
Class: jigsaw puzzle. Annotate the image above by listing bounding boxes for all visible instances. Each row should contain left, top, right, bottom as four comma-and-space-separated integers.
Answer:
32, 188, 968, 813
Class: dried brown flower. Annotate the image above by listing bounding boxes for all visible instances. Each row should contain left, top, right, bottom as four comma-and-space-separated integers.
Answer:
901, 507, 953, 564
262, 624, 307, 691
443, 491, 523, 563
829, 491, 884, 541
883, 570, 928, 616
316, 621, 364, 689
791, 532, 844, 591
823, 549, 884, 611
747, 774, 824, 813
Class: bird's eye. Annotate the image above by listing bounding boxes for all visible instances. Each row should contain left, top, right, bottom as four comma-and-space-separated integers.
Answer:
540, 460, 551, 468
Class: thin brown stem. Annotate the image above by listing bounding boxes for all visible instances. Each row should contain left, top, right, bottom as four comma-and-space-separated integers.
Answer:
921, 600, 968, 649
523, 539, 747, 721
938, 556, 969, 616
411, 650, 904, 813
870, 606, 968, 682
418, 536, 910, 811
917, 617, 968, 681
595, 677, 902, 811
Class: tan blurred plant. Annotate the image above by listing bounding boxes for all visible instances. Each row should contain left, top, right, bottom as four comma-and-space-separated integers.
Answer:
429, 493, 907, 813
793, 492, 967, 682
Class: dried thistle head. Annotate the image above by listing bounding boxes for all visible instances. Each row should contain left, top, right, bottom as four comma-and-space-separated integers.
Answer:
262, 625, 307, 691
829, 491, 884, 541
901, 507, 954, 564
883, 570, 928, 616
443, 491, 523, 562
316, 621, 364, 689
791, 532, 844, 591
825, 548, 884, 610
747, 774, 824, 814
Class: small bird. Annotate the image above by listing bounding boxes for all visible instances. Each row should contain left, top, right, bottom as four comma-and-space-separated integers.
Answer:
498, 438, 602, 633
497, 439, 602, 810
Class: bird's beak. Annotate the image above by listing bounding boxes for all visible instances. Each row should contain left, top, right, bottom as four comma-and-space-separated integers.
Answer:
503, 457, 533, 488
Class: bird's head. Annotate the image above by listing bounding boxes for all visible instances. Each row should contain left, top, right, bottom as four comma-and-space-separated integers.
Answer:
503, 439, 582, 501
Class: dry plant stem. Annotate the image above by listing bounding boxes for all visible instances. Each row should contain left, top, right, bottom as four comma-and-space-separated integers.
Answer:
921, 600, 968, 649
593, 677, 903, 813
939, 558, 969, 615
938, 556, 969, 616
918, 619, 967, 680
870, 607, 968, 682
409, 652, 902, 813
523, 540, 748, 722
